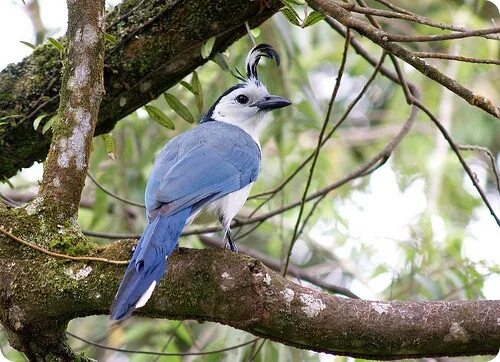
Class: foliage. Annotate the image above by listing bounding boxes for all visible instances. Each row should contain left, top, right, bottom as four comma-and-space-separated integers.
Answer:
0, 0, 499, 360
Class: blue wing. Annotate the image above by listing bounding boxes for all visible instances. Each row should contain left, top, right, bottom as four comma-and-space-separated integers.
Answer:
145, 121, 261, 221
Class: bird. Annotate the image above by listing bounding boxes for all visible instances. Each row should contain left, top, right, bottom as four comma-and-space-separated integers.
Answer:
110, 43, 291, 320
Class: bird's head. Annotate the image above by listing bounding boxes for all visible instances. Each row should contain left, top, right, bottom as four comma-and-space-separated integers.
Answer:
201, 44, 291, 139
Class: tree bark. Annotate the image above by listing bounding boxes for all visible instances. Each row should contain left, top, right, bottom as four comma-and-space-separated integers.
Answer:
0, 0, 281, 179
38, 0, 106, 218
1, 1, 499, 360
0, 220, 498, 360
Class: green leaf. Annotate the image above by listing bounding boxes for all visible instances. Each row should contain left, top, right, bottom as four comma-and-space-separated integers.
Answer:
201, 36, 216, 59
101, 134, 116, 160
33, 114, 47, 130
180, 81, 197, 95
281, 8, 301, 26
0, 114, 23, 121
1, 176, 14, 189
42, 115, 57, 134
20, 40, 36, 49
282, 0, 305, 5
48, 37, 64, 52
250, 27, 261, 38
211, 53, 231, 72
302, 10, 325, 27
144, 105, 175, 130
191, 71, 203, 113
104, 33, 117, 44
164, 93, 195, 124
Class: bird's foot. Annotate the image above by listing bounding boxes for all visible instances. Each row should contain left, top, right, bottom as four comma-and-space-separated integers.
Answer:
225, 231, 238, 253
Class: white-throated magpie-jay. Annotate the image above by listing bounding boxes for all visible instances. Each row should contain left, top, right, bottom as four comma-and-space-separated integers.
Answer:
110, 44, 291, 320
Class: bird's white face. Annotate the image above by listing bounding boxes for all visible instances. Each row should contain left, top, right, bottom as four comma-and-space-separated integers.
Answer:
209, 80, 290, 143
211, 81, 269, 124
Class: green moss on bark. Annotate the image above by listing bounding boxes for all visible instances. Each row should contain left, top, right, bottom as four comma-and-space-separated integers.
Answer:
0, 0, 281, 179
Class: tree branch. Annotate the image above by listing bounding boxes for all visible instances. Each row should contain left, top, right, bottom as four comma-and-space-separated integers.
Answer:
0, 0, 281, 179
332, 2, 500, 39
0, 232, 498, 360
37, 0, 106, 217
306, 0, 500, 119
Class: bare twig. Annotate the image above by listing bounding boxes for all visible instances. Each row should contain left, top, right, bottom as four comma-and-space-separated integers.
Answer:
67, 331, 258, 356
372, 0, 413, 15
334, 2, 500, 40
329, 4, 499, 223
87, 171, 146, 208
283, 30, 352, 275
413, 52, 500, 65
247, 339, 267, 361
385, 27, 500, 42
459, 144, 500, 194
0, 227, 128, 264
308, 0, 500, 118
328, 16, 500, 226
411, 100, 500, 225
83, 229, 139, 239
296, 193, 327, 239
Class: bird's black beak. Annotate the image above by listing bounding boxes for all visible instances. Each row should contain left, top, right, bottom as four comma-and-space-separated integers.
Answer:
254, 95, 292, 111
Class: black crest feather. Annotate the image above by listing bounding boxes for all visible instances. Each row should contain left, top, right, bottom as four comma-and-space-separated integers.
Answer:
245, 43, 280, 80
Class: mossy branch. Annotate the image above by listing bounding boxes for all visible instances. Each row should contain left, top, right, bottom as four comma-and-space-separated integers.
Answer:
0, 224, 498, 360
36, 0, 106, 218
0, 0, 281, 179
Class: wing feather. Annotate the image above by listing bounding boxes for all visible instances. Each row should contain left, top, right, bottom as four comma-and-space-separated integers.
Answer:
145, 122, 260, 220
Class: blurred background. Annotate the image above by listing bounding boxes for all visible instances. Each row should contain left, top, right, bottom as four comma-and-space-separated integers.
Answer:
0, 0, 499, 360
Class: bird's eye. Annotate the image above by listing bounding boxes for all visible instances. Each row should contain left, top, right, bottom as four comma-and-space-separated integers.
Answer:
236, 94, 249, 104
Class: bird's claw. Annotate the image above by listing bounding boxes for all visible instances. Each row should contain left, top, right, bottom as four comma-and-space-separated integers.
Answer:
225, 239, 238, 253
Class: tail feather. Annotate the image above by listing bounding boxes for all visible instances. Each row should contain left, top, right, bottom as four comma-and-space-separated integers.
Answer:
110, 207, 191, 320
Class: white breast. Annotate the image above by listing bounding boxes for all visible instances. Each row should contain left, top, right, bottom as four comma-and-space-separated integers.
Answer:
208, 183, 254, 229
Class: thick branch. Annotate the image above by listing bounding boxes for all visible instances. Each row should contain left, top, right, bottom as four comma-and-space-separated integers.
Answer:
0, 230, 498, 360
0, 0, 280, 179
38, 0, 106, 217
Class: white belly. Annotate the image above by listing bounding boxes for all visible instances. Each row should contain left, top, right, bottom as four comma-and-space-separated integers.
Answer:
208, 183, 253, 229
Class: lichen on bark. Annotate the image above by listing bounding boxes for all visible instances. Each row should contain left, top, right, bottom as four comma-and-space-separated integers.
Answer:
0, 0, 281, 179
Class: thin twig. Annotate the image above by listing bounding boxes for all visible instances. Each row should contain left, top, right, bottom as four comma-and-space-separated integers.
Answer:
353, 1, 498, 222
249, 53, 388, 218
411, 100, 500, 226
87, 171, 146, 208
324, 16, 499, 224
310, 1, 500, 118
296, 193, 327, 240
283, 30, 352, 275
385, 27, 500, 42
334, 2, 500, 39
247, 339, 267, 361
83, 229, 140, 239
283, 51, 389, 274
372, 0, 413, 15
67, 331, 258, 356
459, 144, 500, 194
152, 321, 184, 362
0, 227, 128, 265
413, 52, 500, 65
234, 220, 266, 240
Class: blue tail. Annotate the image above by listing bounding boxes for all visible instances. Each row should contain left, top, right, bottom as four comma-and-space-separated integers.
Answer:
110, 207, 191, 320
